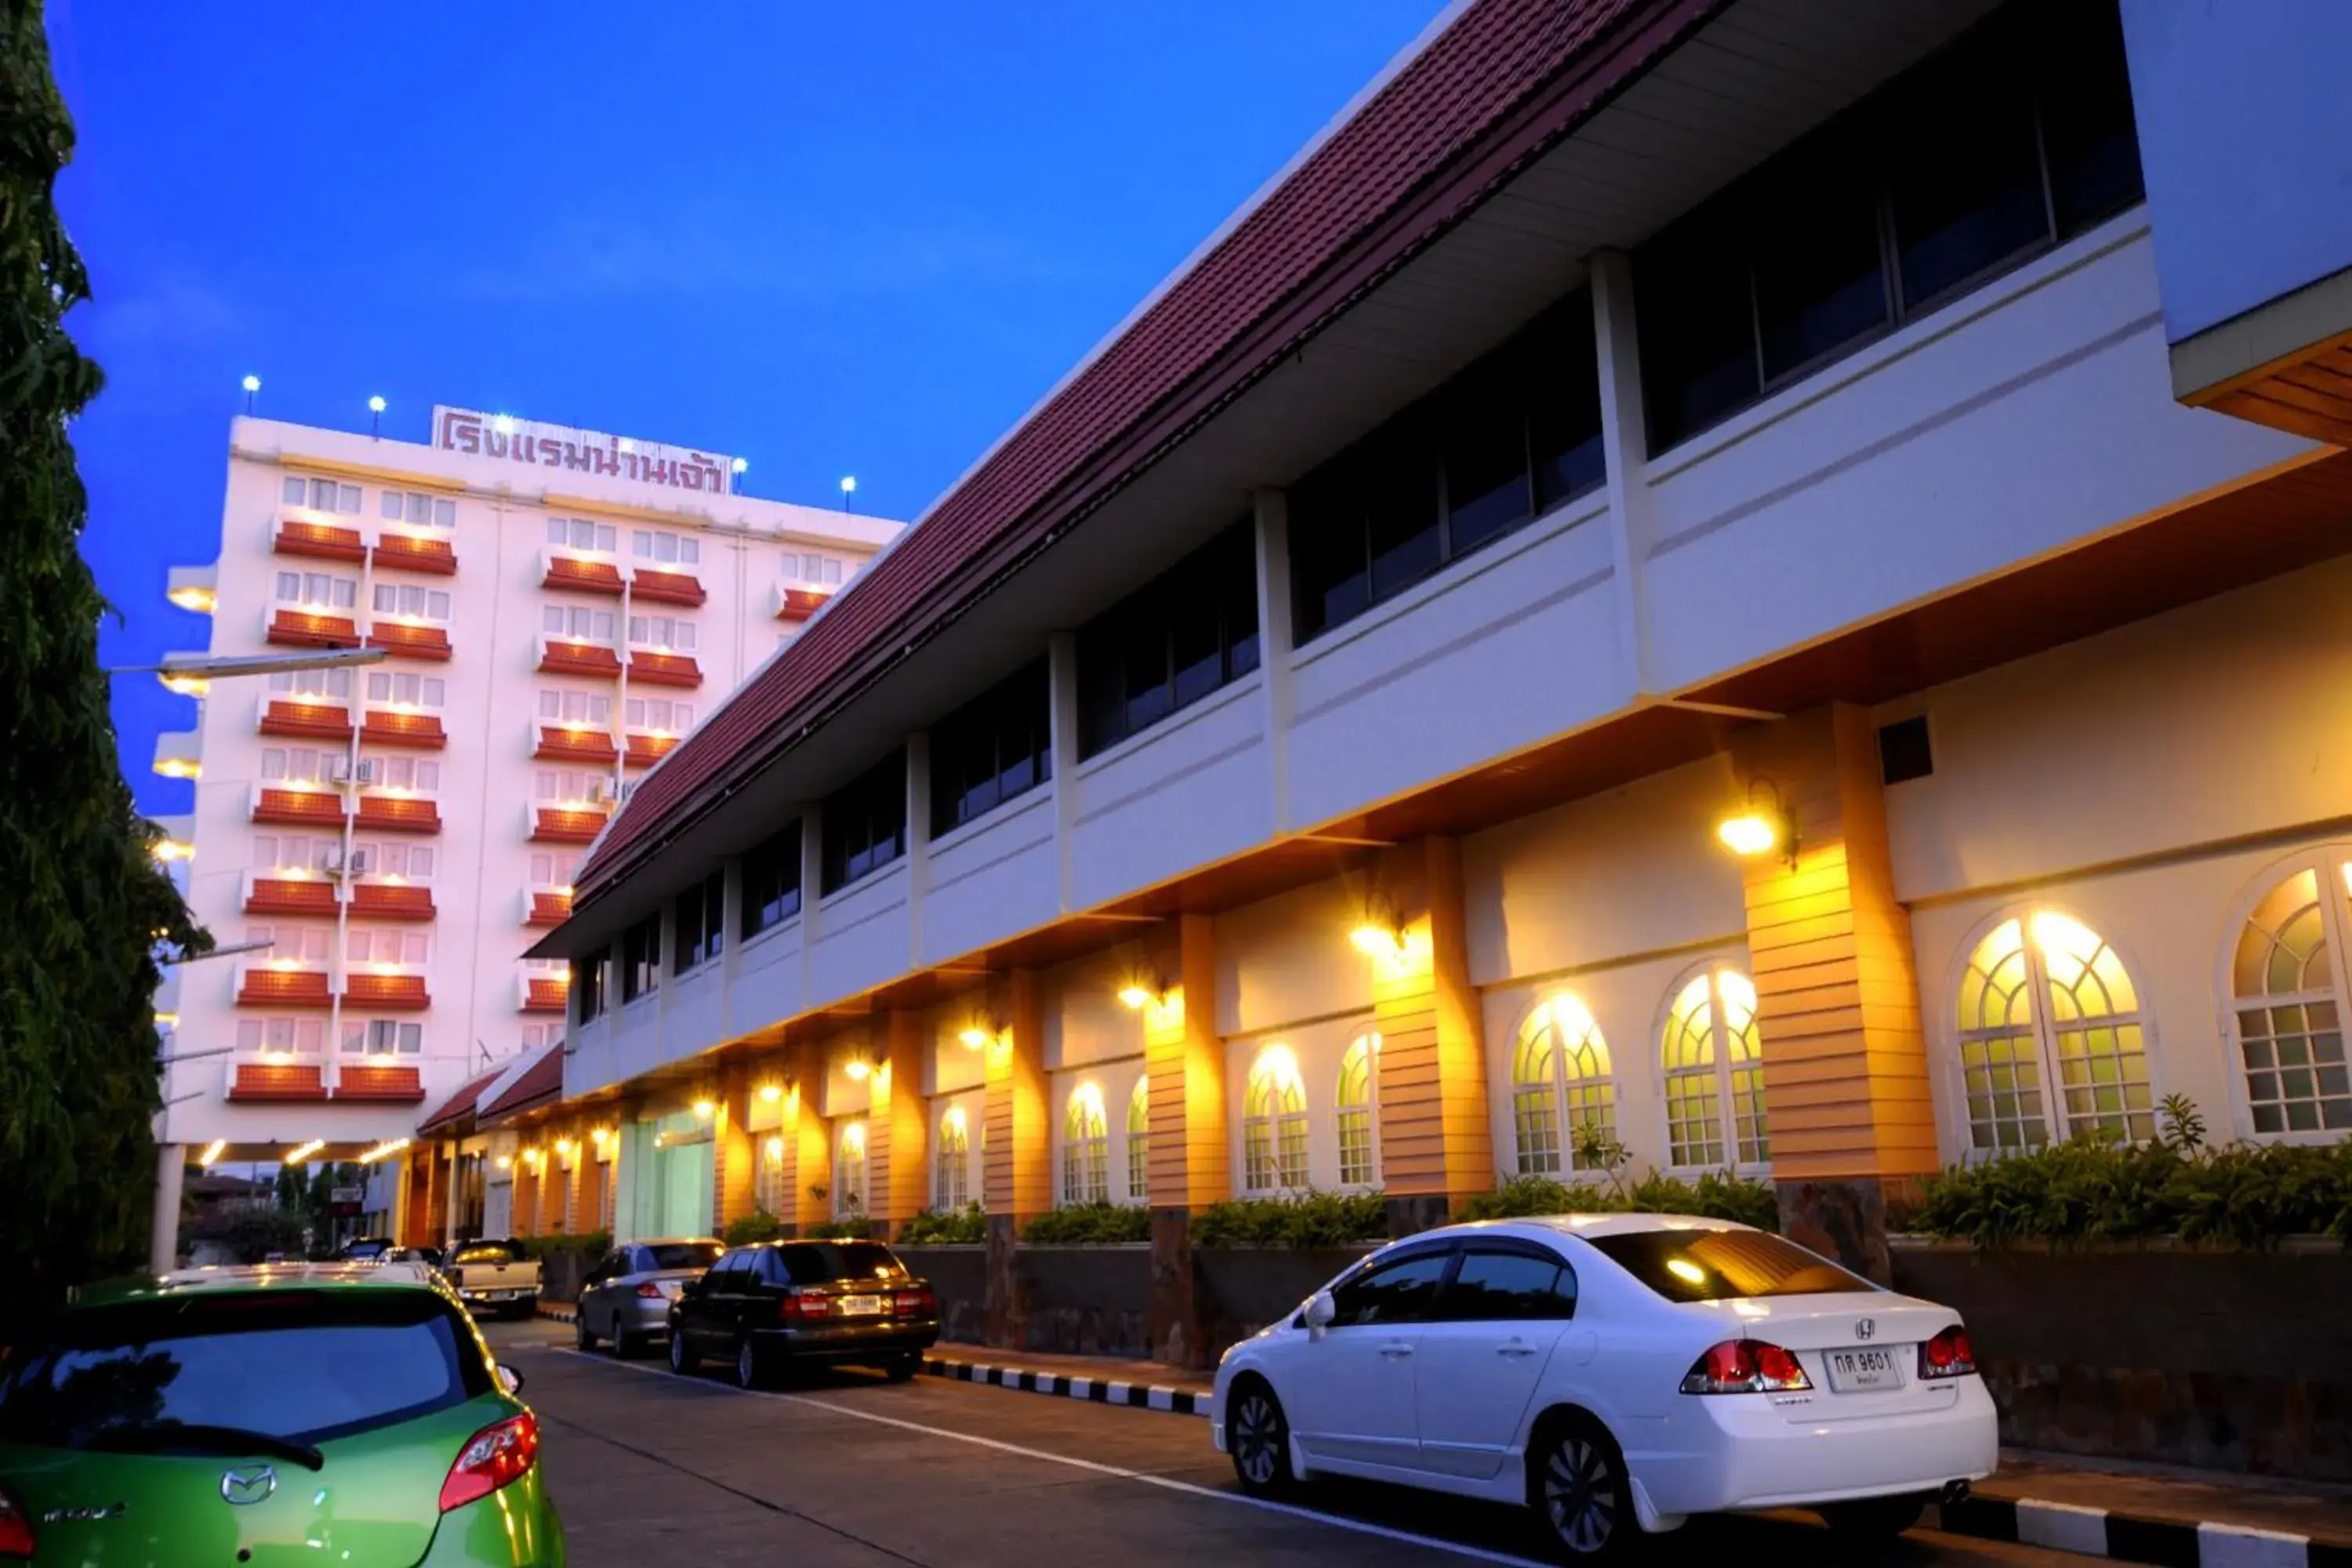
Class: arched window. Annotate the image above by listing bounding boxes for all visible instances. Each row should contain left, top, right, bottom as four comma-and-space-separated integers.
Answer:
1335, 1033, 1381, 1186
1062, 1084, 1109, 1205
835, 1120, 866, 1219
756, 1133, 786, 1215
935, 1105, 970, 1209
1242, 1045, 1308, 1193
1125, 1076, 1150, 1204
1661, 966, 1766, 1170
1512, 995, 1614, 1174
1956, 912, 2153, 1150
2230, 862, 2352, 1137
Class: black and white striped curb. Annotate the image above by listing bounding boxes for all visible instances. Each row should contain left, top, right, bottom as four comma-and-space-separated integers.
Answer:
920, 1354, 1208, 1418
537, 1302, 577, 1324
1935, 1494, 2351, 1568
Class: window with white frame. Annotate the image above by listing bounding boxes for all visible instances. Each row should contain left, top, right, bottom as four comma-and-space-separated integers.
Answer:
366, 670, 446, 710
342, 1018, 423, 1055
251, 834, 337, 873
756, 1134, 786, 1216
534, 769, 604, 805
1336, 1033, 1381, 1186
520, 1021, 564, 1053
355, 841, 434, 880
347, 928, 429, 968
267, 667, 351, 701
259, 747, 336, 786
1062, 1085, 1109, 1206
1956, 912, 2154, 1150
1241, 1046, 1308, 1193
372, 583, 452, 623
626, 614, 696, 652
528, 851, 579, 889
547, 517, 617, 554
381, 489, 457, 528
631, 528, 702, 566
274, 570, 357, 611
1512, 995, 1617, 1174
789, 553, 845, 586
624, 696, 692, 733
1661, 965, 1768, 1170
243, 926, 331, 965
2229, 858, 2352, 1138
282, 476, 361, 514
1125, 1078, 1149, 1204
835, 1120, 867, 1219
936, 1105, 971, 1210
239, 1016, 326, 1055
539, 690, 612, 727
543, 604, 616, 643
363, 755, 440, 793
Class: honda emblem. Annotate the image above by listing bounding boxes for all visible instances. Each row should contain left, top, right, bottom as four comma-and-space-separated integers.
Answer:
1854, 1318, 1877, 1341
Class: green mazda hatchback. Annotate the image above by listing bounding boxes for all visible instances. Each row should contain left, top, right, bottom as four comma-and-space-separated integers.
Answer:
0, 1263, 563, 1566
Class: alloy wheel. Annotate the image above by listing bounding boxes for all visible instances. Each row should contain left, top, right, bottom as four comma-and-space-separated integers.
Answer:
669, 1330, 689, 1374
1541, 1432, 1621, 1558
575, 1314, 593, 1352
1232, 1392, 1284, 1487
736, 1338, 760, 1389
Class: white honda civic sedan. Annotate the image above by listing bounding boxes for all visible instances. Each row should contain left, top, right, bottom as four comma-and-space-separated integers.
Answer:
1210, 1213, 1997, 1561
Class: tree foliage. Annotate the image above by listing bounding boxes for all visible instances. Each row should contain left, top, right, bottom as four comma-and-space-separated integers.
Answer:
0, 3, 208, 1298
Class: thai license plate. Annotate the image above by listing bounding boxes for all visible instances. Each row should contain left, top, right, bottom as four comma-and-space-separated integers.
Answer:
1826, 1348, 1903, 1392
837, 1294, 882, 1318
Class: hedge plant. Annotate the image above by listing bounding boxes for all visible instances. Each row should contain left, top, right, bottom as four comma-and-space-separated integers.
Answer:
1023, 1201, 1151, 1245
1455, 1170, 1780, 1230
1192, 1191, 1389, 1248
898, 1203, 986, 1244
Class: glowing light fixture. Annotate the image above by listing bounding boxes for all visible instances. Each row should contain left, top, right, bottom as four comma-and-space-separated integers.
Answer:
1715, 814, 1779, 857
691, 1098, 716, 1119
1116, 984, 1153, 1011
758, 1083, 783, 1104
839, 476, 857, 496
492, 414, 517, 435
356, 1136, 410, 1164
154, 1011, 180, 1029
764, 1134, 784, 1160
283, 1139, 325, 1167
165, 586, 217, 615
956, 1025, 990, 1051
1716, 779, 1794, 862
158, 670, 211, 695
843, 1056, 871, 1082
241, 375, 261, 394
198, 1138, 225, 1169
152, 838, 194, 865
730, 457, 748, 475
1349, 924, 1405, 960
495, 1154, 513, 1171
555, 1138, 575, 1156
942, 1105, 967, 1137
590, 1127, 610, 1145
2029, 909, 2100, 966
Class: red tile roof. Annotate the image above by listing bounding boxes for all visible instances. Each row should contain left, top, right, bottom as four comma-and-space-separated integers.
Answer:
479, 1044, 565, 1123
576, 0, 1705, 906
417, 1065, 510, 1134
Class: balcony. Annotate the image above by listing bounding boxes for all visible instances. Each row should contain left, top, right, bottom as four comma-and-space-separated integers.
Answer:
242, 872, 339, 919
273, 507, 367, 563
258, 698, 355, 742
524, 887, 572, 927
151, 730, 201, 782
541, 548, 625, 597
343, 971, 430, 1011
624, 731, 679, 768
227, 1061, 328, 1102
354, 793, 441, 835
372, 530, 457, 575
267, 608, 361, 649
236, 964, 332, 1009
533, 723, 618, 764
529, 803, 611, 844
333, 1062, 426, 1102
249, 784, 347, 828
365, 620, 453, 662
166, 562, 217, 615
520, 975, 569, 1014
360, 707, 447, 749
773, 582, 835, 622
348, 880, 435, 920
538, 635, 622, 680
626, 650, 702, 688
631, 566, 706, 607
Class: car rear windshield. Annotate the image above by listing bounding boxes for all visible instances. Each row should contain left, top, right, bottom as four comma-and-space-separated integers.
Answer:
1586, 1229, 1869, 1303
0, 1290, 490, 1448
645, 1243, 724, 1271
451, 1243, 516, 1265
771, 1243, 908, 1286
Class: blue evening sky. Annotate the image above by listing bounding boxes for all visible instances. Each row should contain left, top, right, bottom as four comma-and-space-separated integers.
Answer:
52, 2, 1439, 820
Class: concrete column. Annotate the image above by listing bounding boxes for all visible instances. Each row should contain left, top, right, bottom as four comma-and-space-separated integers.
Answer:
512, 1156, 540, 1237
1250, 489, 1296, 833
1730, 704, 1935, 1282
869, 1009, 930, 1236
1590, 249, 1657, 702
710, 1067, 758, 1235
150, 1144, 186, 1275
777, 1039, 833, 1235
1145, 914, 1227, 1367
906, 731, 931, 965
1370, 836, 1494, 1236
982, 969, 1047, 1346
1046, 631, 1080, 909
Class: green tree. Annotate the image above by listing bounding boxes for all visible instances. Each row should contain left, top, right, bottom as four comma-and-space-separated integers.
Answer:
0, 3, 208, 1300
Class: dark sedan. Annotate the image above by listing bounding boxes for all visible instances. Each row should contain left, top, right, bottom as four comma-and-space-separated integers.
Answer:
666, 1239, 938, 1389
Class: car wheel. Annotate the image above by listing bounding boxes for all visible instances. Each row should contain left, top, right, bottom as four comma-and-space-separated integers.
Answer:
1819, 1496, 1926, 1540
669, 1328, 699, 1375
735, 1337, 767, 1390
611, 1327, 637, 1360
1531, 1416, 1632, 1562
575, 1312, 597, 1352
884, 1352, 920, 1383
1226, 1378, 1296, 1496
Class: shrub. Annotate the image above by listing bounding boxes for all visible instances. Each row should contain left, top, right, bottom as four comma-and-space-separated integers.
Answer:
1192, 1191, 1388, 1248
721, 1210, 786, 1247
802, 1220, 867, 1240
1455, 1168, 1780, 1231
898, 1203, 986, 1244
1022, 1202, 1151, 1245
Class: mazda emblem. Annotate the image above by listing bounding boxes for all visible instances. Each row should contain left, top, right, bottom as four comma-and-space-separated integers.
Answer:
1854, 1318, 1877, 1341
220, 1465, 276, 1506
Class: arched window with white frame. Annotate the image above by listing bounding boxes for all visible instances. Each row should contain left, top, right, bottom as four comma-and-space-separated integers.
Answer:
1511, 994, 1615, 1175
1955, 910, 2154, 1151
1062, 1084, 1109, 1205
2228, 858, 2352, 1138
935, 1105, 971, 1208
1125, 1076, 1149, 1204
834, 1120, 866, 1220
1661, 965, 1767, 1171
1335, 1032, 1381, 1187
1241, 1045, 1307, 1193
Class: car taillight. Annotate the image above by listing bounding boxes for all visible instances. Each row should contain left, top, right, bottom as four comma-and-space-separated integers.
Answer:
1919, 1325, 1976, 1381
0, 1486, 35, 1559
438, 1411, 540, 1513
635, 1282, 665, 1299
781, 1291, 829, 1321
893, 1288, 936, 1317
1679, 1339, 1812, 1395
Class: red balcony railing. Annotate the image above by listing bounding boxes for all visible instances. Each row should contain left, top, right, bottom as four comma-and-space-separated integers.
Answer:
333, 1063, 426, 1102
251, 787, 347, 828
631, 567, 706, 607
526, 889, 572, 927
354, 795, 441, 835
365, 622, 452, 662
274, 517, 366, 562
624, 732, 679, 768
775, 586, 831, 622
257, 699, 355, 741
371, 533, 457, 575
243, 877, 339, 918
534, 726, 618, 764
530, 806, 608, 844
522, 977, 568, 1014
267, 609, 361, 649
627, 651, 701, 688
343, 972, 430, 1011
229, 1062, 328, 1102
543, 554, 624, 595
348, 882, 435, 920
237, 968, 332, 1009
538, 640, 622, 679
360, 710, 447, 749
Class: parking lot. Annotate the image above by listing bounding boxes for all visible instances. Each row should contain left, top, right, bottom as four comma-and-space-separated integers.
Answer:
485, 1319, 2098, 1568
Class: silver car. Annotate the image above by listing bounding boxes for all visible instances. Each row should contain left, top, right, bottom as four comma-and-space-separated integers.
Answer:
575, 1238, 727, 1357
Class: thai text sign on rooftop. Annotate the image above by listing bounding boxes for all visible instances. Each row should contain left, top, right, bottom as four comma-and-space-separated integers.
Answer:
432, 406, 735, 495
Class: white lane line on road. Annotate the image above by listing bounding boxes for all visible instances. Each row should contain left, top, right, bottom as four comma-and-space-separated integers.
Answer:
563, 1351, 1551, 1568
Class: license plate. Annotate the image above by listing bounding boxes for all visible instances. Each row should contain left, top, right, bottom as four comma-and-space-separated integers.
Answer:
1826, 1348, 1903, 1392
837, 1294, 882, 1317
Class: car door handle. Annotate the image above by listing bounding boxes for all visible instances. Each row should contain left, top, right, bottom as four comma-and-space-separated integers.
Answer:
1497, 1343, 1539, 1359
1378, 1342, 1414, 1359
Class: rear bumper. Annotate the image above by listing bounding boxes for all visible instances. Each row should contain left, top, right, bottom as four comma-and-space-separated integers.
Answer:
749, 1319, 941, 1360
1628, 1379, 1999, 1515
459, 1285, 541, 1308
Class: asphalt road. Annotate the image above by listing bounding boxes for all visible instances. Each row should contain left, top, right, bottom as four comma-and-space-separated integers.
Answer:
483, 1319, 2090, 1568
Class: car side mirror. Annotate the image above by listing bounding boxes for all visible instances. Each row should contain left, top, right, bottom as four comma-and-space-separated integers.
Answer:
496, 1364, 524, 1396
1304, 1290, 1336, 1341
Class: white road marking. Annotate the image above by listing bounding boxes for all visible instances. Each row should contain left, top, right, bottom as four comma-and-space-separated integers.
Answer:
560, 1349, 1553, 1568
2198, 1520, 2311, 1568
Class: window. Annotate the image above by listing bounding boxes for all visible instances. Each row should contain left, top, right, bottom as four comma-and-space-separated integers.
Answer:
673, 870, 726, 972
630, 528, 702, 566
346, 928, 428, 967
1636, 0, 2144, 451
528, 851, 578, 888
372, 584, 452, 623
936, 1106, 971, 1209
1291, 295, 1602, 641
358, 841, 434, 879
624, 696, 692, 733
252, 834, 338, 873
366, 671, 446, 710
1059, 1085, 1109, 1207
1336, 1033, 1380, 1187
626, 615, 696, 652
283, 476, 361, 514
381, 489, 457, 528
2230, 861, 2352, 1137
238, 1016, 327, 1054
1661, 966, 1768, 1170
1586, 1230, 1864, 1304
740, 823, 803, 937
521, 1022, 563, 1052
1076, 522, 1259, 757
1956, 912, 2153, 1150
274, 571, 358, 610
342, 1018, 423, 1055
365, 756, 440, 793
836, 1121, 867, 1219
267, 666, 350, 700
573, 948, 608, 1022
820, 750, 906, 894
619, 913, 661, 1003
1329, 1249, 1450, 1328
539, 689, 611, 726
543, 605, 616, 642
1512, 995, 1617, 1175
1125, 1078, 1149, 1205
789, 553, 845, 586
534, 769, 604, 804
244, 926, 331, 965
1241, 1047, 1308, 1193
754, 1134, 786, 1217
547, 517, 618, 554
259, 747, 334, 785
1443, 1248, 1577, 1322
930, 659, 1051, 836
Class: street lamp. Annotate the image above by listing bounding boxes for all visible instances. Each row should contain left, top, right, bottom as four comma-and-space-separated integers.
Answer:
368, 394, 386, 437
108, 647, 390, 681
241, 375, 260, 414
839, 475, 857, 513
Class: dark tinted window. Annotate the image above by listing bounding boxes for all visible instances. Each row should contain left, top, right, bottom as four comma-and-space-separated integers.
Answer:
821, 750, 908, 894
739, 823, 802, 939
1076, 522, 1259, 757
0, 1291, 487, 1446
1890, 40, 2049, 309
620, 913, 661, 1003
573, 946, 608, 1022
1588, 1229, 1867, 1303
1442, 1250, 1577, 1321
1330, 1250, 1452, 1327
673, 869, 725, 971
931, 659, 1052, 836
771, 1243, 909, 1286
644, 1242, 724, 1272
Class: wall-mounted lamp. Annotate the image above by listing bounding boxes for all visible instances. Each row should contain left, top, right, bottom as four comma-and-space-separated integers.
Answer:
1348, 923, 1406, 960
1716, 779, 1796, 866
843, 1054, 872, 1081
494, 1154, 513, 1171
758, 1083, 784, 1104
691, 1098, 716, 1119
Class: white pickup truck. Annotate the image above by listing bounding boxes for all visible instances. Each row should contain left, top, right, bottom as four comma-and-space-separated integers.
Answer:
445, 1238, 543, 1319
